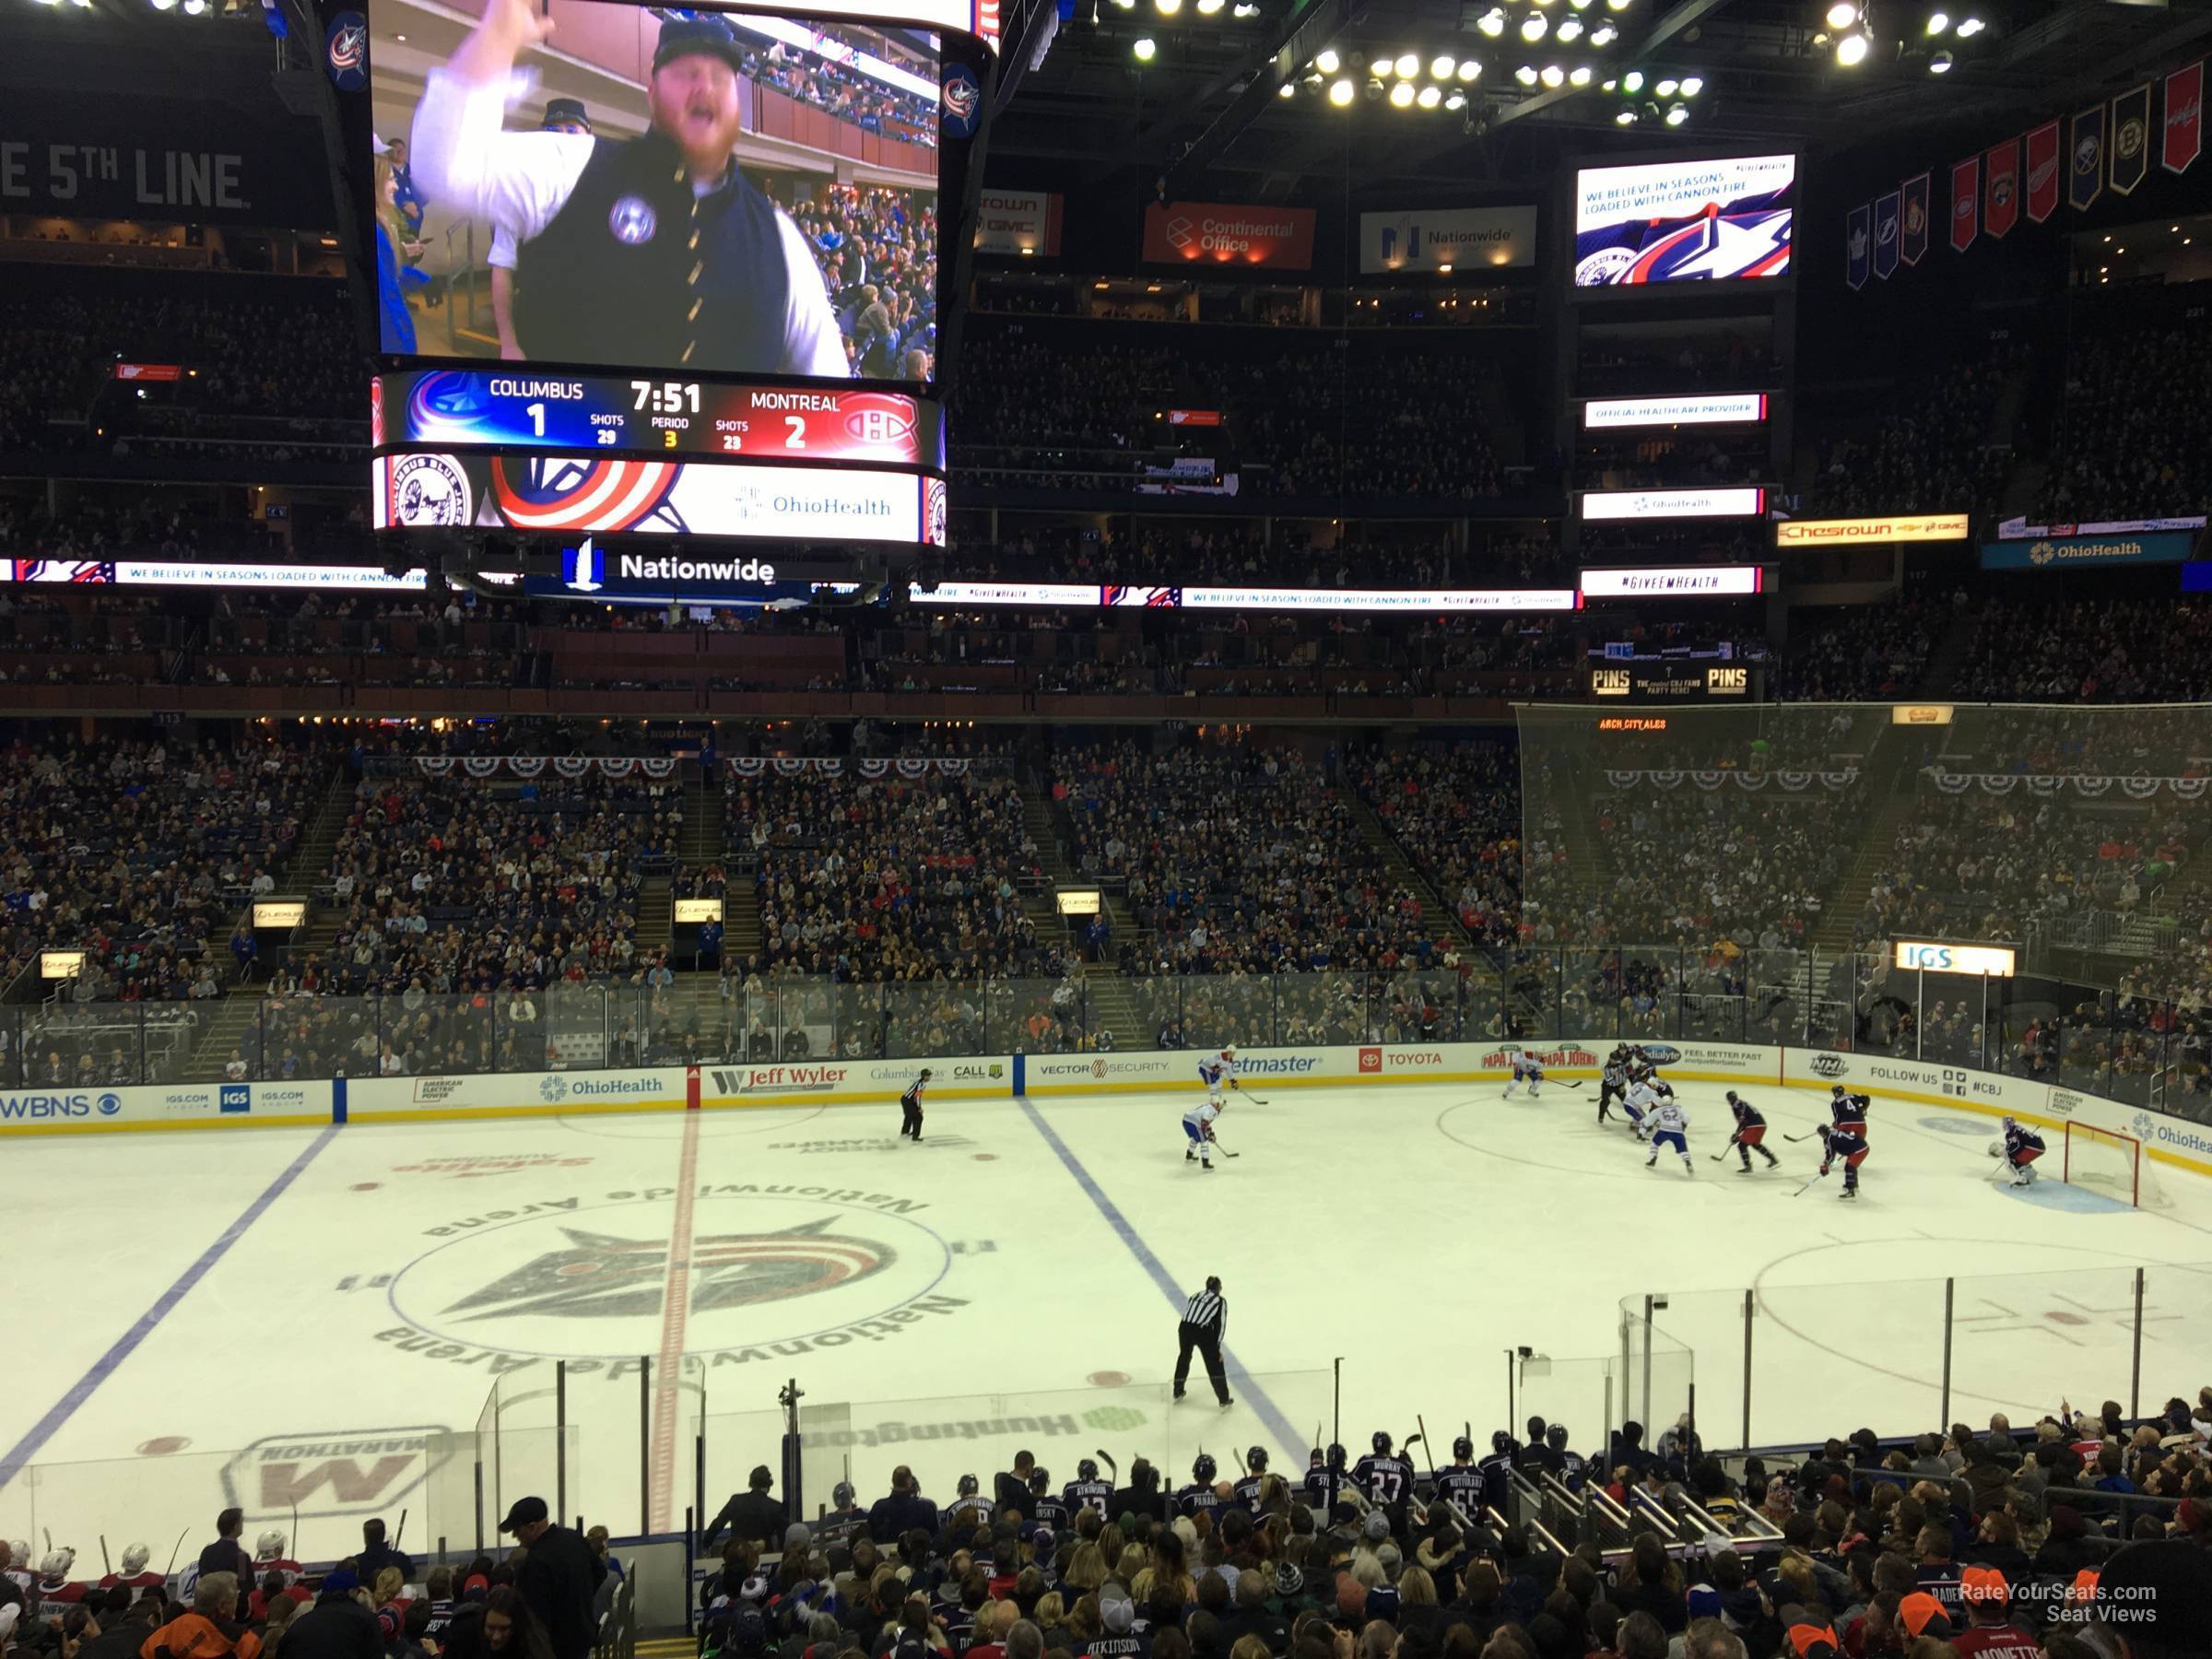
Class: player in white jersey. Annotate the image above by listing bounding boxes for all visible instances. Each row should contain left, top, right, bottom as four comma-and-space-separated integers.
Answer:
1503, 1050, 1544, 1099
1621, 1076, 1665, 1140
1197, 1047, 1240, 1107
1644, 1097, 1693, 1175
1182, 1097, 1222, 1170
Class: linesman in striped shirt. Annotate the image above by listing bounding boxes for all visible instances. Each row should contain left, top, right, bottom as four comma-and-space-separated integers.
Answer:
1174, 1275, 1232, 1406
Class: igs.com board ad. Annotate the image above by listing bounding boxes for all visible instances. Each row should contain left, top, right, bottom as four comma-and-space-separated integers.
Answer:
1572, 154, 1794, 287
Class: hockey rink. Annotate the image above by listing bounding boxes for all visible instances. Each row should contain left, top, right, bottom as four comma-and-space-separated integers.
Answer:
6, 1077, 2212, 1563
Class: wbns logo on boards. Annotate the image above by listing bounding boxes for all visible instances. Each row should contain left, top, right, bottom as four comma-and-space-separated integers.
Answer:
0, 1090, 125, 1121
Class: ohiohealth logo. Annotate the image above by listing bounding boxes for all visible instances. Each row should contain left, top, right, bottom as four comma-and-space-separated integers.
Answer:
2133, 1112, 2158, 1142
540, 1077, 571, 1103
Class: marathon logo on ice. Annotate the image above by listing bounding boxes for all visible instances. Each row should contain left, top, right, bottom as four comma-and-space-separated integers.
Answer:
223, 1428, 445, 1521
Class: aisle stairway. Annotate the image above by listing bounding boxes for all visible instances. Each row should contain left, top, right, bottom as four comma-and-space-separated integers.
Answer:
1078, 964, 1147, 1051
1340, 789, 1472, 947
1809, 791, 1920, 955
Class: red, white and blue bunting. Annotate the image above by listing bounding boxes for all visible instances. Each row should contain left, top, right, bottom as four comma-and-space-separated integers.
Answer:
1602, 769, 1860, 791
1929, 771, 2209, 799
726, 757, 974, 778
412, 756, 679, 780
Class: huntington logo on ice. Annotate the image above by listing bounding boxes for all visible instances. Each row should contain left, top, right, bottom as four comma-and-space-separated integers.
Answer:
383, 1190, 961, 1369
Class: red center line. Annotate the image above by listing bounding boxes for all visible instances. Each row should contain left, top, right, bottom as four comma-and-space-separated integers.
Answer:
648, 1109, 703, 1534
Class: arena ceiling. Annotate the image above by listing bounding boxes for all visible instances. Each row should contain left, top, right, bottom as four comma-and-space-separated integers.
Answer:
987, 0, 2212, 191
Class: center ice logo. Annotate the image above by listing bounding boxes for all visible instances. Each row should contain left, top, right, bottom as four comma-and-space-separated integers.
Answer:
386, 1192, 958, 1364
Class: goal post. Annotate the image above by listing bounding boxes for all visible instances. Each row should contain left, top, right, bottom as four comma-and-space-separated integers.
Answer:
2061, 1121, 2167, 1208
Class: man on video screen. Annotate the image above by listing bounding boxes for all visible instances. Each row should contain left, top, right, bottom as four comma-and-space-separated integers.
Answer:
408, 0, 848, 376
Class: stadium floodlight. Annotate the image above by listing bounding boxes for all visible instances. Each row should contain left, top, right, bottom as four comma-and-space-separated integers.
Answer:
1955, 14, 1983, 33
1653, 76, 1676, 95
1315, 47, 1340, 71
1389, 79, 1417, 106
1365, 76, 1384, 99
1232, 2, 1258, 13
1277, 80, 1295, 95
1373, 54, 1395, 76
1622, 68, 1644, 90
1514, 62, 1538, 83
1836, 30, 1870, 64
1590, 23, 1617, 42
1111, 0, 1135, 8
1445, 88, 1467, 108
1196, 0, 1225, 14
150, 0, 180, 8
1329, 76, 1356, 104
1679, 74, 1702, 94
1928, 48, 1951, 71
1665, 100, 1688, 124
1925, 10, 1947, 32
1417, 84, 1441, 106
1477, 7, 1507, 35
1557, 18, 1583, 41
1601, 76, 1618, 89
1825, 1, 1857, 26
182, 0, 206, 11
1606, 0, 1631, 11
1520, 13, 1547, 41
1616, 106, 1637, 124
1539, 63, 1564, 86
1569, 64, 1592, 84
1154, 0, 1181, 14
1133, 35, 1157, 57
1394, 52, 1420, 76
1431, 53, 1455, 77
1459, 60, 1480, 79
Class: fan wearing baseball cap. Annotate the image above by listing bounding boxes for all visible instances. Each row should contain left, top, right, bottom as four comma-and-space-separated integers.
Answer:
1947, 1566, 2038, 1658
406, 0, 846, 376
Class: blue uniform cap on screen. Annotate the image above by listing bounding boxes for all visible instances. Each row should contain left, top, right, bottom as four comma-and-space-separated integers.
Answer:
542, 98, 592, 131
653, 17, 747, 75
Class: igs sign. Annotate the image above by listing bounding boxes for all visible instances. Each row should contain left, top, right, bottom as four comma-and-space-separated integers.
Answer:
1893, 941, 2018, 977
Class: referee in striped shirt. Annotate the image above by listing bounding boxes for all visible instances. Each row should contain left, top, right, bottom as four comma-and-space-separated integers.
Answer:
1174, 1276, 1232, 1406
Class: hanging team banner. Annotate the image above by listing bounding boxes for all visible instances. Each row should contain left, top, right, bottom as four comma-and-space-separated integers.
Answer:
1900, 172, 1931, 265
2111, 84, 2153, 194
2024, 120, 2061, 222
2070, 105, 2105, 211
1950, 155, 1979, 252
1984, 136, 2020, 238
1845, 203, 1872, 289
2169, 61, 2204, 173
1873, 191, 1901, 279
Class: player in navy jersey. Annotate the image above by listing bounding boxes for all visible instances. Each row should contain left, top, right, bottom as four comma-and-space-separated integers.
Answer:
1062, 1460, 1113, 1521
1476, 1431, 1518, 1512
946, 1474, 993, 1533
1830, 1085, 1870, 1137
1027, 1469, 1069, 1530
1302, 1445, 1350, 1516
1230, 1447, 1268, 1512
1725, 1091, 1781, 1172
1434, 1439, 1486, 1523
1353, 1432, 1415, 1508
1174, 1453, 1220, 1519
1545, 1424, 1588, 1489
2000, 1117, 2046, 1187
1818, 1121, 1870, 1199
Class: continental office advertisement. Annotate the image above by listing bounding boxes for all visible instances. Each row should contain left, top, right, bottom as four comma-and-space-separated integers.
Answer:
1979, 531, 2197, 570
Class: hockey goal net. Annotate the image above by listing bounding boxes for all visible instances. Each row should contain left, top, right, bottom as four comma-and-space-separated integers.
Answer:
2061, 1122, 2170, 1208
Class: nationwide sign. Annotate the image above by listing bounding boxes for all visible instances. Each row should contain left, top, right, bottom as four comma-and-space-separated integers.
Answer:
1141, 201, 1316, 269
1359, 206, 1538, 273
1579, 566, 1765, 597
1774, 513, 1970, 547
1582, 394, 1769, 429
909, 582, 1579, 613
1581, 488, 1767, 522
972, 190, 1063, 256
1980, 532, 2196, 571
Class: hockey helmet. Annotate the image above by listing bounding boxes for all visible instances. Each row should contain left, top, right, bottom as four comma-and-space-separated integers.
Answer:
958, 1474, 979, 1497
1725, 1090, 1742, 1105
1371, 1431, 1393, 1456
2001, 1115, 2016, 1130
1830, 1083, 1846, 1098
1029, 1468, 1051, 1493
836, 1482, 857, 1506
1326, 1443, 1347, 1470
1492, 1430, 1514, 1455
256, 1532, 288, 1559
1452, 1436, 1473, 1462
1547, 1424, 1569, 1450
1194, 1453, 1218, 1484
1078, 1459, 1100, 1482
1247, 1447, 1268, 1473
41, 1547, 75, 1578
121, 1545, 150, 1576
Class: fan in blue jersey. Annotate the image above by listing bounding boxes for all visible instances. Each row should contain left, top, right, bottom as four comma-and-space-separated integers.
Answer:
1174, 1453, 1221, 1519
1503, 1050, 1544, 1100
2000, 1117, 2046, 1187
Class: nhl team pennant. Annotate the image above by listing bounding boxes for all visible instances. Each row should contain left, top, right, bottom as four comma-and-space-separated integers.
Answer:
1984, 136, 2020, 239
1900, 172, 1931, 265
2111, 83, 2152, 194
1846, 202, 1872, 290
1873, 190, 1900, 279
2071, 104, 2106, 210
1950, 155, 1980, 253
2166, 60, 2203, 175
2024, 121, 2061, 222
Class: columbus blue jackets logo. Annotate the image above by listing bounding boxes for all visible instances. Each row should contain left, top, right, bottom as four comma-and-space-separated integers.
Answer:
1576, 204, 1791, 286
941, 67, 982, 140
608, 194, 657, 245
387, 453, 472, 527
325, 12, 367, 92
489, 456, 685, 534
441, 1219, 894, 1323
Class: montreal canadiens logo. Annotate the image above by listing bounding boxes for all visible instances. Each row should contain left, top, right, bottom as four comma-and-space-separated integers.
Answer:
389, 453, 471, 527
841, 392, 916, 453
941, 68, 982, 138
326, 12, 367, 91
386, 1194, 954, 1361
609, 194, 657, 245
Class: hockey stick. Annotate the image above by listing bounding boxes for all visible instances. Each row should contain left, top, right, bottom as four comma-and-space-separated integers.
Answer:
1783, 1129, 1823, 1143
1416, 1415, 1434, 1484
1208, 1130, 1241, 1159
1236, 1091, 1270, 1107
100, 1536, 112, 1577
1096, 1449, 1118, 1480
1710, 1135, 1743, 1162
1790, 1168, 1828, 1197
163, 1527, 191, 1580
393, 1508, 407, 1551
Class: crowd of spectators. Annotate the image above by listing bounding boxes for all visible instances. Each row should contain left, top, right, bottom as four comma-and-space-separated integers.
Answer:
743, 38, 938, 147
2034, 295, 2212, 524
1051, 741, 1443, 977
1352, 746, 1524, 949
1767, 598, 1950, 702
1953, 599, 2212, 704
798, 183, 938, 379
1804, 333, 2027, 521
